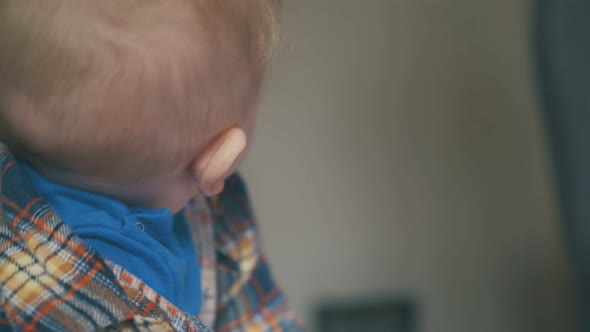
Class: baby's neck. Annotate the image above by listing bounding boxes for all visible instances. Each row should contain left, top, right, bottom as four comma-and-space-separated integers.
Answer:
19, 157, 192, 214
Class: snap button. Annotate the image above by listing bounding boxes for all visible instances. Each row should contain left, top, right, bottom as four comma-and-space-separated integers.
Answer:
135, 222, 145, 232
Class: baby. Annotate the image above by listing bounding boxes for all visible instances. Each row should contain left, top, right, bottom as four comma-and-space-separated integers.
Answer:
0, 1, 302, 331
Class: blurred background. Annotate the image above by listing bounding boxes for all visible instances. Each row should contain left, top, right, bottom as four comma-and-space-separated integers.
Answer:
241, 0, 578, 331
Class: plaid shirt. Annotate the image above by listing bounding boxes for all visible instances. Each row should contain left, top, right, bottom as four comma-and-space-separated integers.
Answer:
0, 145, 303, 332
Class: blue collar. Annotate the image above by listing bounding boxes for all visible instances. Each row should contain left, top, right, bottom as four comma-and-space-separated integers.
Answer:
18, 161, 175, 242
17, 160, 202, 315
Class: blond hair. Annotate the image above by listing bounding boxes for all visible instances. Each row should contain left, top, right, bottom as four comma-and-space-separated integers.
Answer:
0, 0, 281, 182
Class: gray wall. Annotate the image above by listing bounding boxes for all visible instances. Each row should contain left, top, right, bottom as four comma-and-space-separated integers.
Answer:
241, 1, 576, 331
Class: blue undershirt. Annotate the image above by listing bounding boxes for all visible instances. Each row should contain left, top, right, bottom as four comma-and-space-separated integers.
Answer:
19, 161, 202, 315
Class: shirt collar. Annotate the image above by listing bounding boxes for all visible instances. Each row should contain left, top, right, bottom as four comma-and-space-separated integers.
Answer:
0, 145, 137, 327
17, 159, 176, 241
0, 144, 213, 331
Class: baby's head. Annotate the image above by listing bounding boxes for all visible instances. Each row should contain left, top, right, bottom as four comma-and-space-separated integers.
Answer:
0, 0, 281, 212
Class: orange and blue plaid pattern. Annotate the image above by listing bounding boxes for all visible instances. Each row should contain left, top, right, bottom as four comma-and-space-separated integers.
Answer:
0, 145, 303, 331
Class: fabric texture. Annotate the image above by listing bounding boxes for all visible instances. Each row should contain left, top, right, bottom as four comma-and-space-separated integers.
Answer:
0, 145, 304, 331
18, 160, 202, 315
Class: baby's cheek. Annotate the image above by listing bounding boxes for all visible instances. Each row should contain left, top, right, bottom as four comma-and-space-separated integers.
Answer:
181, 174, 201, 200
161, 173, 200, 213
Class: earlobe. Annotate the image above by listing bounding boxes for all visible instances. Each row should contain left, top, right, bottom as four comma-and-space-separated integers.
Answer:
192, 127, 247, 196
208, 180, 225, 196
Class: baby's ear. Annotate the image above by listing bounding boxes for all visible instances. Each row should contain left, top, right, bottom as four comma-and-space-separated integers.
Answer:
192, 127, 247, 196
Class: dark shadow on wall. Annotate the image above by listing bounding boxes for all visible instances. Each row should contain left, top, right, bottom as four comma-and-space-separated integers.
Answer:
534, 0, 590, 331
